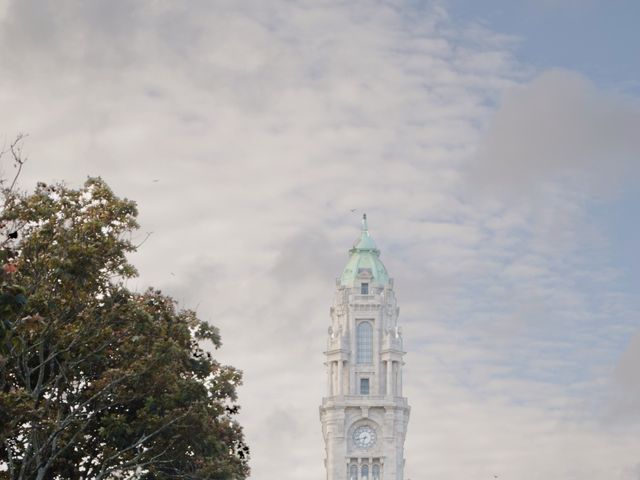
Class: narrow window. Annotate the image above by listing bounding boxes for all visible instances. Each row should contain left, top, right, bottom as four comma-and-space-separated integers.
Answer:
362, 464, 369, 479
356, 322, 373, 364
360, 378, 370, 395
372, 464, 380, 480
349, 464, 358, 480
361, 282, 369, 294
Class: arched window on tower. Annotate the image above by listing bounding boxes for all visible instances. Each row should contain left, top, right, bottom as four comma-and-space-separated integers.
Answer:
349, 464, 358, 480
372, 464, 380, 480
356, 321, 373, 364
361, 464, 369, 479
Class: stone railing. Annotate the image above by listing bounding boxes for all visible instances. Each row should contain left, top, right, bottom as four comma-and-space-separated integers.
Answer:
327, 334, 349, 351
382, 331, 402, 352
349, 294, 380, 304
322, 395, 409, 407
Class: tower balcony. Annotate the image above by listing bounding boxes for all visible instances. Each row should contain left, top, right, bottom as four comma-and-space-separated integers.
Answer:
348, 293, 382, 305
381, 334, 403, 353
326, 334, 349, 352
321, 394, 409, 409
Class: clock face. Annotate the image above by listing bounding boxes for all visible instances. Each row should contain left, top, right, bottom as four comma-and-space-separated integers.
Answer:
352, 425, 377, 449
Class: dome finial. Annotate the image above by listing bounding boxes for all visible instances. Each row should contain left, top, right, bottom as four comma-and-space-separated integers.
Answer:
351, 213, 378, 254
340, 213, 388, 286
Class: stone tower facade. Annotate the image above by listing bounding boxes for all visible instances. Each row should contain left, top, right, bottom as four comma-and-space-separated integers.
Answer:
320, 215, 410, 480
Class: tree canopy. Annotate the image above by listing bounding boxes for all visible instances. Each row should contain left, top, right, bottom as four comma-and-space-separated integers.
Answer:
0, 176, 249, 479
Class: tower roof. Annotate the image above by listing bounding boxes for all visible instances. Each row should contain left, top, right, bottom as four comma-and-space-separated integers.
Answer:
339, 214, 390, 287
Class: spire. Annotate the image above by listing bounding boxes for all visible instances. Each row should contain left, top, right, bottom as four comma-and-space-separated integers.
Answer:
351, 213, 379, 254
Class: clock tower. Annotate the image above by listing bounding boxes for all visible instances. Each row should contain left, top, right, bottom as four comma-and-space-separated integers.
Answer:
320, 215, 410, 480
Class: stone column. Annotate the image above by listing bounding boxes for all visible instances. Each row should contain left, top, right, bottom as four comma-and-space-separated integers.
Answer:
392, 362, 397, 398
337, 360, 343, 396
386, 360, 393, 396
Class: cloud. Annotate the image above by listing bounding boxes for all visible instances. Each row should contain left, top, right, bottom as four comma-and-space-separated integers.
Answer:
467, 69, 640, 197
609, 329, 640, 422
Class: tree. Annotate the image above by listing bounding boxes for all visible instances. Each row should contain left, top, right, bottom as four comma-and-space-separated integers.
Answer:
0, 174, 249, 479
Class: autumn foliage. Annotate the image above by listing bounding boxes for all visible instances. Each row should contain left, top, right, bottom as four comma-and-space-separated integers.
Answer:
0, 177, 249, 479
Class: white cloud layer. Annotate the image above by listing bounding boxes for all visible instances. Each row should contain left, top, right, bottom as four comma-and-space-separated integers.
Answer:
468, 69, 640, 197
0, 1, 638, 478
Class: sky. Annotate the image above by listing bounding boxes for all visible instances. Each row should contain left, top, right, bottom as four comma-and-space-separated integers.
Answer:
0, 0, 639, 479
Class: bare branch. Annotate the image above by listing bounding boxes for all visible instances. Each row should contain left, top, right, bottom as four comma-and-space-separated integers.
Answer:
134, 231, 153, 249
6, 133, 27, 193
94, 410, 192, 480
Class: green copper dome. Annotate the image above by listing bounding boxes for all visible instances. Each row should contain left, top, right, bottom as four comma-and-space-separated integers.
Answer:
340, 214, 390, 287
